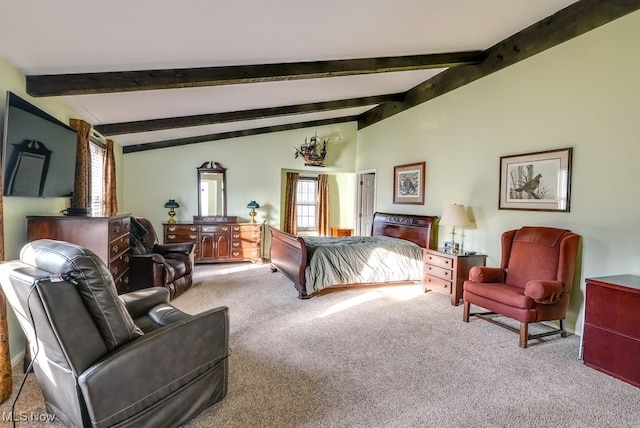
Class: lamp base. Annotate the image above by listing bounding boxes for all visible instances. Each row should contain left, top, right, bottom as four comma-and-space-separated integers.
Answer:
249, 209, 257, 223
168, 209, 177, 224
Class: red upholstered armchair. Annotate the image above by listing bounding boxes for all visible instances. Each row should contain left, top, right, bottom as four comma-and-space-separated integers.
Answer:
462, 226, 581, 348
128, 217, 195, 299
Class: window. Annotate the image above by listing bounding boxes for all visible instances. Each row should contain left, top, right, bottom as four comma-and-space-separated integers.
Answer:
89, 138, 106, 216
296, 177, 317, 231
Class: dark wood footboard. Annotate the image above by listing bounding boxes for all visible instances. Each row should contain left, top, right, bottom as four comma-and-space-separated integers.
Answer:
268, 226, 310, 299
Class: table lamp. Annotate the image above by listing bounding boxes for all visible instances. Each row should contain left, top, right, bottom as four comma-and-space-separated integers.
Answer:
439, 204, 470, 254
164, 197, 180, 224
247, 200, 260, 223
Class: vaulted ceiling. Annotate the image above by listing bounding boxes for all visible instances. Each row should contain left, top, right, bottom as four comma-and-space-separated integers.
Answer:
1, 1, 637, 153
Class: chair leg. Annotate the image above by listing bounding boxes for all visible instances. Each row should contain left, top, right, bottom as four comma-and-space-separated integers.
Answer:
463, 301, 470, 322
519, 323, 528, 348
560, 319, 567, 337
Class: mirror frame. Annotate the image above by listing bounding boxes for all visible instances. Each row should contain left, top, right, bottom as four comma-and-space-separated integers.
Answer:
197, 161, 227, 218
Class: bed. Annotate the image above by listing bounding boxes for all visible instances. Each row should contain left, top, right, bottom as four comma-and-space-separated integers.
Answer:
268, 212, 438, 298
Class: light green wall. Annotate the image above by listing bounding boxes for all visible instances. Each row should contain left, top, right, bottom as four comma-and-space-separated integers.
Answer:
356, 10, 640, 332
0, 57, 125, 361
122, 124, 358, 244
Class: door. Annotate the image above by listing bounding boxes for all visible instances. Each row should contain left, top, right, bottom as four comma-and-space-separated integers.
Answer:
357, 172, 376, 236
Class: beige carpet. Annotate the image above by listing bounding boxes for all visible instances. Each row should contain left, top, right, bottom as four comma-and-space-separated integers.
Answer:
2, 262, 639, 427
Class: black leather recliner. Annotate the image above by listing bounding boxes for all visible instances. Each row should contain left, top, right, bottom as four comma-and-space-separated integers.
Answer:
128, 216, 195, 299
0, 239, 229, 428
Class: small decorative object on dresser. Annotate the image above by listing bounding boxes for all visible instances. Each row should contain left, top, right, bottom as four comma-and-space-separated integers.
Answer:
247, 200, 260, 223
423, 249, 486, 306
164, 197, 180, 223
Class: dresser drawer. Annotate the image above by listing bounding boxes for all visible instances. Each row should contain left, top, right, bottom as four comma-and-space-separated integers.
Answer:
424, 275, 453, 294
231, 240, 261, 249
231, 248, 262, 260
425, 252, 453, 269
109, 217, 131, 241
165, 232, 198, 242
200, 225, 231, 233
424, 264, 453, 281
165, 224, 197, 234
110, 253, 129, 280
109, 235, 130, 259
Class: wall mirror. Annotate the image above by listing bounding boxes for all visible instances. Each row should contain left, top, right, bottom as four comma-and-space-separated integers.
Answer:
197, 161, 227, 218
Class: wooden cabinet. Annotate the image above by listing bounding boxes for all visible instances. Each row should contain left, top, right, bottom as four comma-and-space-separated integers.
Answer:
330, 227, 353, 237
27, 213, 132, 294
164, 222, 262, 263
423, 249, 486, 306
583, 275, 640, 388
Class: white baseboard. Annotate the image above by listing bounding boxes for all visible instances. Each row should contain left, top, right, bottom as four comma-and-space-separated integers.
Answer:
11, 349, 24, 371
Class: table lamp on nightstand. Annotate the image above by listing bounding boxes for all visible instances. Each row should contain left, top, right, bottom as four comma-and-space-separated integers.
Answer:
439, 203, 470, 255
247, 200, 260, 223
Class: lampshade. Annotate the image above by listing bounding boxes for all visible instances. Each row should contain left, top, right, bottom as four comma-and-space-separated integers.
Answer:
439, 204, 470, 226
164, 199, 180, 209
247, 200, 260, 209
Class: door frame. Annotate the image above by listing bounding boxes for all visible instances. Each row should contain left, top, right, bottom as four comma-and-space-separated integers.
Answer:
355, 168, 377, 236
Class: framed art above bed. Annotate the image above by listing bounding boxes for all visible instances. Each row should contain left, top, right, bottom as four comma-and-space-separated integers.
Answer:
393, 162, 426, 205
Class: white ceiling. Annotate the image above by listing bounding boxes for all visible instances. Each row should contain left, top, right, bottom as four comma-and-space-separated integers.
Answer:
0, 0, 580, 148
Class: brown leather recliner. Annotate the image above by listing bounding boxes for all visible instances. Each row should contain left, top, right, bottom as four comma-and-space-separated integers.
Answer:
0, 239, 229, 427
462, 226, 581, 348
129, 216, 194, 299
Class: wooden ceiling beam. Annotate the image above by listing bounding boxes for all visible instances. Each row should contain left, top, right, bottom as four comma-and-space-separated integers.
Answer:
122, 116, 359, 153
358, 0, 640, 129
95, 94, 403, 135
26, 52, 484, 96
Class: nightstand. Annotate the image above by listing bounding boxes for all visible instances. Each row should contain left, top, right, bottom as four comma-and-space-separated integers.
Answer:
423, 249, 487, 306
330, 227, 353, 237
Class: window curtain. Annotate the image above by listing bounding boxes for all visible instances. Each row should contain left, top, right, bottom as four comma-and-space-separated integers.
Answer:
283, 172, 299, 234
69, 119, 92, 209
103, 139, 118, 215
0, 161, 11, 402
317, 174, 330, 237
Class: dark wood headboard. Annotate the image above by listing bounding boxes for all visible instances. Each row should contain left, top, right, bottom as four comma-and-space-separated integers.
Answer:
371, 212, 439, 250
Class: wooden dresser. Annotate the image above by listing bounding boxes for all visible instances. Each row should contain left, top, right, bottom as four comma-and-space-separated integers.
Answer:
423, 249, 486, 306
583, 275, 640, 387
26, 213, 132, 294
164, 221, 262, 263
330, 227, 353, 237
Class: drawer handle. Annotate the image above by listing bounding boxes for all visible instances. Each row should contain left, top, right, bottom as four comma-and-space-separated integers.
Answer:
125, 256, 129, 263
233, 227, 240, 231
189, 234, 197, 239
112, 267, 119, 275
168, 234, 176, 239
112, 245, 119, 253
223, 227, 229, 231
168, 226, 176, 232
113, 225, 120, 234
232, 251, 240, 256
233, 243, 240, 247
124, 277, 129, 284
233, 234, 240, 238
190, 227, 197, 231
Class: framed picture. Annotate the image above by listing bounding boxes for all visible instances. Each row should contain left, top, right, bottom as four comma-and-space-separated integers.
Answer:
393, 162, 426, 205
499, 147, 572, 212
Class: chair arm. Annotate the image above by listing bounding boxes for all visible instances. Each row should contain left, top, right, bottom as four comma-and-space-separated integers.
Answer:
120, 288, 170, 319
153, 242, 195, 256
78, 306, 229, 427
468, 266, 506, 283
524, 280, 564, 304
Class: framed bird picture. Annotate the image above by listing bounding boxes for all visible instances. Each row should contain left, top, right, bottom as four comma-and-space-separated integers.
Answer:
499, 147, 572, 212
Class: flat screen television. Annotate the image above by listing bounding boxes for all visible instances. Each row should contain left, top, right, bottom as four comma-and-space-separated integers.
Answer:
1, 91, 77, 198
